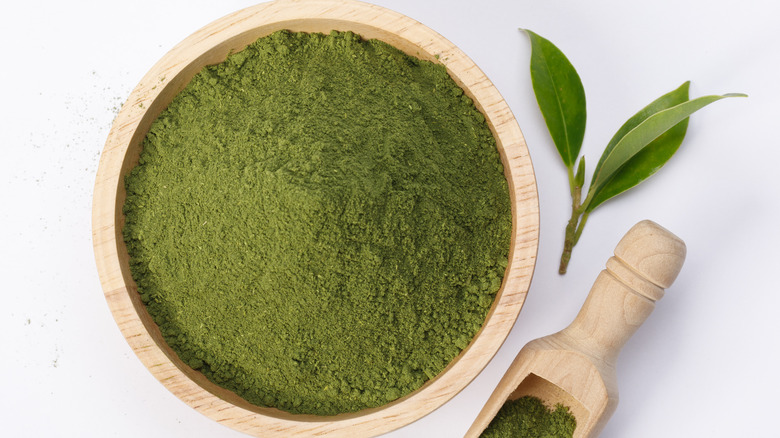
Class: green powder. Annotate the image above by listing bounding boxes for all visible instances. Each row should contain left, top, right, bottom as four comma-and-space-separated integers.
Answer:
481, 396, 577, 438
122, 30, 511, 415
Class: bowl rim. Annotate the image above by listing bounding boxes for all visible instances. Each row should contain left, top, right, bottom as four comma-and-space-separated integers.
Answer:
91, 0, 539, 436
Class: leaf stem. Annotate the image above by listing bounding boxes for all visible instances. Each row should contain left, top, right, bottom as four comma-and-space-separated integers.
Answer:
559, 167, 585, 274
573, 211, 589, 246
559, 209, 580, 275
566, 165, 577, 198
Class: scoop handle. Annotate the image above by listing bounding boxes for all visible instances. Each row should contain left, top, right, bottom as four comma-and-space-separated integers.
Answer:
560, 220, 686, 364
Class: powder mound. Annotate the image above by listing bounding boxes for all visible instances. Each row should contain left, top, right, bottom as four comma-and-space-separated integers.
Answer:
480, 396, 577, 438
123, 30, 511, 415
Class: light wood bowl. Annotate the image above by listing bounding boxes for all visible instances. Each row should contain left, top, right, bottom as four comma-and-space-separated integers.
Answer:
92, 0, 539, 436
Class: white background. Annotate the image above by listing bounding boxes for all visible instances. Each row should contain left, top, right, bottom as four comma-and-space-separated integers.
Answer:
2, 0, 778, 436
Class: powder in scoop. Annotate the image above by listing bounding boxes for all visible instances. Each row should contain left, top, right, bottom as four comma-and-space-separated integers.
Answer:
480, 396, 577, 438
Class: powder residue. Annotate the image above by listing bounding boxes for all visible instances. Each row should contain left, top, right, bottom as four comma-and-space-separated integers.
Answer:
123, 30, 511, 415
480, 396, 577, 438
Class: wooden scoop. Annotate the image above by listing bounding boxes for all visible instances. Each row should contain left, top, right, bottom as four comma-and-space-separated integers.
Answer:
465, 220, 686, 438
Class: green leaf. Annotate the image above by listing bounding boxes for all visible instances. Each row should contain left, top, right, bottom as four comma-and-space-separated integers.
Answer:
523, 29, 586, 168
584, 91, 746, 210
585, 82, 690, 211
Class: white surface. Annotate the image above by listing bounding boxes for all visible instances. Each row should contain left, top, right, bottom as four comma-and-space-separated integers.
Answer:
1, 0, 777, 436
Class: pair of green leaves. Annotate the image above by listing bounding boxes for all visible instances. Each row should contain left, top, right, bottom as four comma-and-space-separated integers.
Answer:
523, 29, 745, 273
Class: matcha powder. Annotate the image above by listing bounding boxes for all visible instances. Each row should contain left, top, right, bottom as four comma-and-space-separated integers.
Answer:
123, 30, 512, 415
480, 396, 577, 438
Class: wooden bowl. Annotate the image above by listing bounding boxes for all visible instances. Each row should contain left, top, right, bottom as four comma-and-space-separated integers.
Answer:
92, 0, 539, 436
